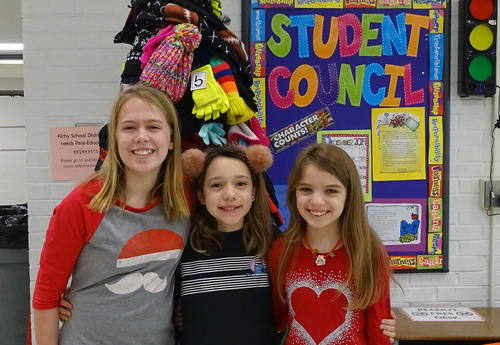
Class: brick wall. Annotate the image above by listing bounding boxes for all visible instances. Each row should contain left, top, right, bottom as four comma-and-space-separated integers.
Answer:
24, 3, 500, 340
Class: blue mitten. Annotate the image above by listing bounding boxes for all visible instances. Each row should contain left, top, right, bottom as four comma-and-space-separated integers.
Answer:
198, 123, 227, 146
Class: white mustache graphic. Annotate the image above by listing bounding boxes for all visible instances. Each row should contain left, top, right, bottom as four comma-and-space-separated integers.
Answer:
105, 272, 167, 294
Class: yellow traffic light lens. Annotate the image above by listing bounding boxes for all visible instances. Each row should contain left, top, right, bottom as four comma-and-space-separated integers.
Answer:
469, 24, 494, 51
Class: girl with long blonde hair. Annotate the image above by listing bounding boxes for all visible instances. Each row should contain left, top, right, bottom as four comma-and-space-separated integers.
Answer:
33, 86, 190, 345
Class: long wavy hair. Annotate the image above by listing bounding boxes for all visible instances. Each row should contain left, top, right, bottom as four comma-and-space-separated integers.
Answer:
189, 145, 273, 257
86, 86, 189, 220
277, 143, 390, 310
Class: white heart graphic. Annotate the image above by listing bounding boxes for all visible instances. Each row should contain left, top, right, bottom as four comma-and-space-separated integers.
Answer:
287, 279, 354, 345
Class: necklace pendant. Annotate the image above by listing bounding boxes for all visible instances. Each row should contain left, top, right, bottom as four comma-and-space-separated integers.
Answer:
315, 255, 326, 266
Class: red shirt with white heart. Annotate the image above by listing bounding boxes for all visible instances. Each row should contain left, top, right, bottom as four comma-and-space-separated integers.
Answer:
268, 238, 391, 345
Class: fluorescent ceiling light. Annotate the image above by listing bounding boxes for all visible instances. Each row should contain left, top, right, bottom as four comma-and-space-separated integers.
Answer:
0, 60, 23, 64
0, 43, 23, 51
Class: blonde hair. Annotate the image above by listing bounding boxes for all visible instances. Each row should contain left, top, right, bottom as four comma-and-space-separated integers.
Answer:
277, 143, 390, 310
189, 145, 273, 258
86, 86, 189, 220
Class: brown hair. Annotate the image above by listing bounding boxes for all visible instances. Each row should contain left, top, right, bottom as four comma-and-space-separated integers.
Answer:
86, 86, 189, 220
189, 145, 273, 257
277, 143, 390, 310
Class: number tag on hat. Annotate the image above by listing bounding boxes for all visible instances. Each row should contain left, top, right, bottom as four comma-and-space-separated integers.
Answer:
191, 71, 207, 91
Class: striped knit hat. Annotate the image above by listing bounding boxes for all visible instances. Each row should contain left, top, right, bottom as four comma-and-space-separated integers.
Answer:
140, 23, 201, 103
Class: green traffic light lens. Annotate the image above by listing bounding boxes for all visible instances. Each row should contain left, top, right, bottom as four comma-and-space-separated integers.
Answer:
469, 0, 494, 20
469, 24, 494, 51
468, 55, 493, 82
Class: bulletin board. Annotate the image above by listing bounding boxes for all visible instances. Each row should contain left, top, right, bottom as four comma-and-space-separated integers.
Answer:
245, 0, 449, 272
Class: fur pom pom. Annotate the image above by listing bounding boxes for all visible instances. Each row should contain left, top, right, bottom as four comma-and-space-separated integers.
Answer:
245, 145, 273, 173
182, 148, 206, 179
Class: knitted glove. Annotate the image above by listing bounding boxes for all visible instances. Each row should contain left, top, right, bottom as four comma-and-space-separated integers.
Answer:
198, 122, 227, 146
210, 56, 255, 125
191, 64, 229, 121
228, 122, 259, 146
211, 0, 222, 18
248, 116, 270, 146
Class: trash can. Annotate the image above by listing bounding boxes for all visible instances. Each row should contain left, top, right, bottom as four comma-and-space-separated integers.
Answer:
0, 204, 29, 344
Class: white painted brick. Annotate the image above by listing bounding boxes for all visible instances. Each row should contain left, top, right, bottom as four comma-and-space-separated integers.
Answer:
451, 131, 486, 147
44, 48, 128, 68
459, 241, 490, 256
459, 179, 481, 194
449, 226, 486, 241
20, 0, 500, 312
458, 147, 492, 162
26, 151, 50, 168
26, 132, 50, 150
448, 255, 489, 271
449, 195, 480, 210
29, 233, 46, 253
458, 209, 490, 226
392, 273, 409, 286
409, 272, 458, 286
27, 184, 50, 200
457, 117, 495, 131
449, 146, 459, 161
437, 286, 488, 302
451, 100, 486, 116
449, 207, 459, 225
449, 178, 459, 194
29, 200, 58, 217
24, 32, 76, 50
391, 287, 437, 304
26, 167, 52, 183
448, 241, 459, 256
75, 0, 129, 15
449, 162, 489, 178
29, 263, 40, 282
29, 249, 42, 266
458, 272, 489, 286
50, 183, 75, 200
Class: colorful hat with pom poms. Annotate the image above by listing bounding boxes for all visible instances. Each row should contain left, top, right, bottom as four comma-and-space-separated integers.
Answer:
140, 23, 201, 103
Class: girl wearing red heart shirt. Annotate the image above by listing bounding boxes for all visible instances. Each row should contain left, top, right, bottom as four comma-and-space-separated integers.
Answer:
268, 143, 393, 345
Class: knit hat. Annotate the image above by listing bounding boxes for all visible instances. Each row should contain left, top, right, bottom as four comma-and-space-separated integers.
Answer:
210, 56, 255, 125
140, 23, 201, 103
140, 25, 175, 70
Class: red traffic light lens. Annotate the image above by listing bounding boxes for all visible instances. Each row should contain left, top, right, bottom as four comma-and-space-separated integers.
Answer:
469, 0, 495, 20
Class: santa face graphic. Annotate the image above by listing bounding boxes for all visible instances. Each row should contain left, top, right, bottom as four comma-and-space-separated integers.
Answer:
105, 229, 183, 294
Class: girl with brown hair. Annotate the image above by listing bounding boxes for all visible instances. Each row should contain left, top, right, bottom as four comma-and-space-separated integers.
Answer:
268, 143, 393, 345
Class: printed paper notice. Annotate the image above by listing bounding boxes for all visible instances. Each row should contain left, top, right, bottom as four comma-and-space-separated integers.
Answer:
372, 107, 426, 181
402, 307, 485, 322
318, 130, 372, 201
50, 127, 100, 181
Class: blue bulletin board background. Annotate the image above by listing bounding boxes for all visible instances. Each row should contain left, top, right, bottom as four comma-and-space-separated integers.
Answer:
244, 0, 449, 272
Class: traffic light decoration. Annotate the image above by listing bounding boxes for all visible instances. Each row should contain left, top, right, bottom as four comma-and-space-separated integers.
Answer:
458, 0, 497, 97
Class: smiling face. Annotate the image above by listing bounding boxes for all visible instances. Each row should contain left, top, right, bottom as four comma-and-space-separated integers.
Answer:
116, 97, 173, 180
199, 157, 254, 232
296, 163, 347, 235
